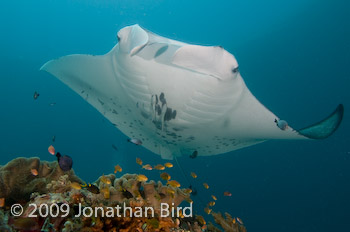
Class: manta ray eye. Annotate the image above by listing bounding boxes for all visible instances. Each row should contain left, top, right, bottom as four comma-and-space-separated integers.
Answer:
232, 67, 239, 74
117, 36, 121, 42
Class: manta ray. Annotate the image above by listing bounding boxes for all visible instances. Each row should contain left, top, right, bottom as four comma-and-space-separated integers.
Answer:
41, 24, 344, 159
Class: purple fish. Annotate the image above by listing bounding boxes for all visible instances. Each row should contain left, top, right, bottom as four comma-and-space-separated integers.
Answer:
56, 152, 73, 171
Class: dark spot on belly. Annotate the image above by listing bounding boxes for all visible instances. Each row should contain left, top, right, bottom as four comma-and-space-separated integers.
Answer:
159, 92, 166, 105
156, 105, 161, 115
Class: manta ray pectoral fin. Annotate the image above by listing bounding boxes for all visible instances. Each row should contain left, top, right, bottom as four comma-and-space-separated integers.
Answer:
297, 104, 344, 139
40, 52, 118, 105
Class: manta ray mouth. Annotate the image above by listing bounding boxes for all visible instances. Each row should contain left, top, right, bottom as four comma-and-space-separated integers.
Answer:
298, 104, 344, 139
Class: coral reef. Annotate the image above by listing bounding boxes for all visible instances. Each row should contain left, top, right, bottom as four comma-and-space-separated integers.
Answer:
0, 157, 246, 232
211, 211, 247, 232
0, 157, 82, 204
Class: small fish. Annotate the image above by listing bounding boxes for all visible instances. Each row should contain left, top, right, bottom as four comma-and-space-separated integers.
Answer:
114, 164, 122, 173
111, 144, 118, 151
154, 164, 165, 170
188, 185, 197, 196
208, 201, 215, 207
31, 168, 38, 176
203, 183, 209, 189
127, 138, 142, 145
0, 198, 4, 207
275, 119, 289, 130
100, 175, 111, 185
49, 102, 56, 106
204, 207, 212, 214
166, 188, 175, 195
142, 164, 153, 170
48, 145, 55, 155
189, 150, 198, 159
52, 136, 56, 142
56, 152, 73, 172
236, 217, 243, 225
224, 191, 232, 196
232, 218, 236, 224
160, 172, 171, 181
177, 210, 184, 218
137, 174, 148, 182
71, 182, 82, 190
33, 91, 40, 100
211, 195, 217, 201
86, 184, 100, 194
136, 157, 143, 165
164, 162, 173, 168
190, 172, 197, 178
167, 180, 181, 188
183, 188, 192, 194
196, 215, 206, 225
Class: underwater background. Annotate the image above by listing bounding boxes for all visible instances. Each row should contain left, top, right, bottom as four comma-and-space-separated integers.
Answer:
0, 0, 349, 231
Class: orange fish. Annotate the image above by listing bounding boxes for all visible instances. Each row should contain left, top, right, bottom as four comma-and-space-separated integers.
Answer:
136, 157, 143, 166
183, 188, 192, 194
114, 165, 122, 173
0, 198, 4, 207
154, 164, 165, 170
196, 215, 206, 225
191, 172, 197, 178
137, 174, 148, 182
164, 162, 173, 168
224, 191, 232, 196
204, 207, 212, 214
203, 183, 209, 189
208, 201, 215, 207
142, 164, 153, 170
167, 180, 181, 188
71, 182, 82, 190
232, 218, 236, 224
31, 168, 38, 176
211, 195, 217, 201
48, 145, 55, 155
160, 172, 171, 181
166, 188, 175, 195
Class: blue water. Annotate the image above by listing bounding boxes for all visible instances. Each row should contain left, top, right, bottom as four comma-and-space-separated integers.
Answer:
0, 0, 349, 231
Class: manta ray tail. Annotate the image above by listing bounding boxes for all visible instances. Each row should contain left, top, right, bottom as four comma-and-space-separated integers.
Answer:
298, 104, 344, 139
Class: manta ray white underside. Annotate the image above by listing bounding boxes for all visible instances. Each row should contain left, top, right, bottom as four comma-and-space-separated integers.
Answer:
41, 24, 343, 159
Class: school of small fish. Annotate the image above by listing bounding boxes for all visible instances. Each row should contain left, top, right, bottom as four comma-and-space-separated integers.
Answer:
34, 93, 240, 226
